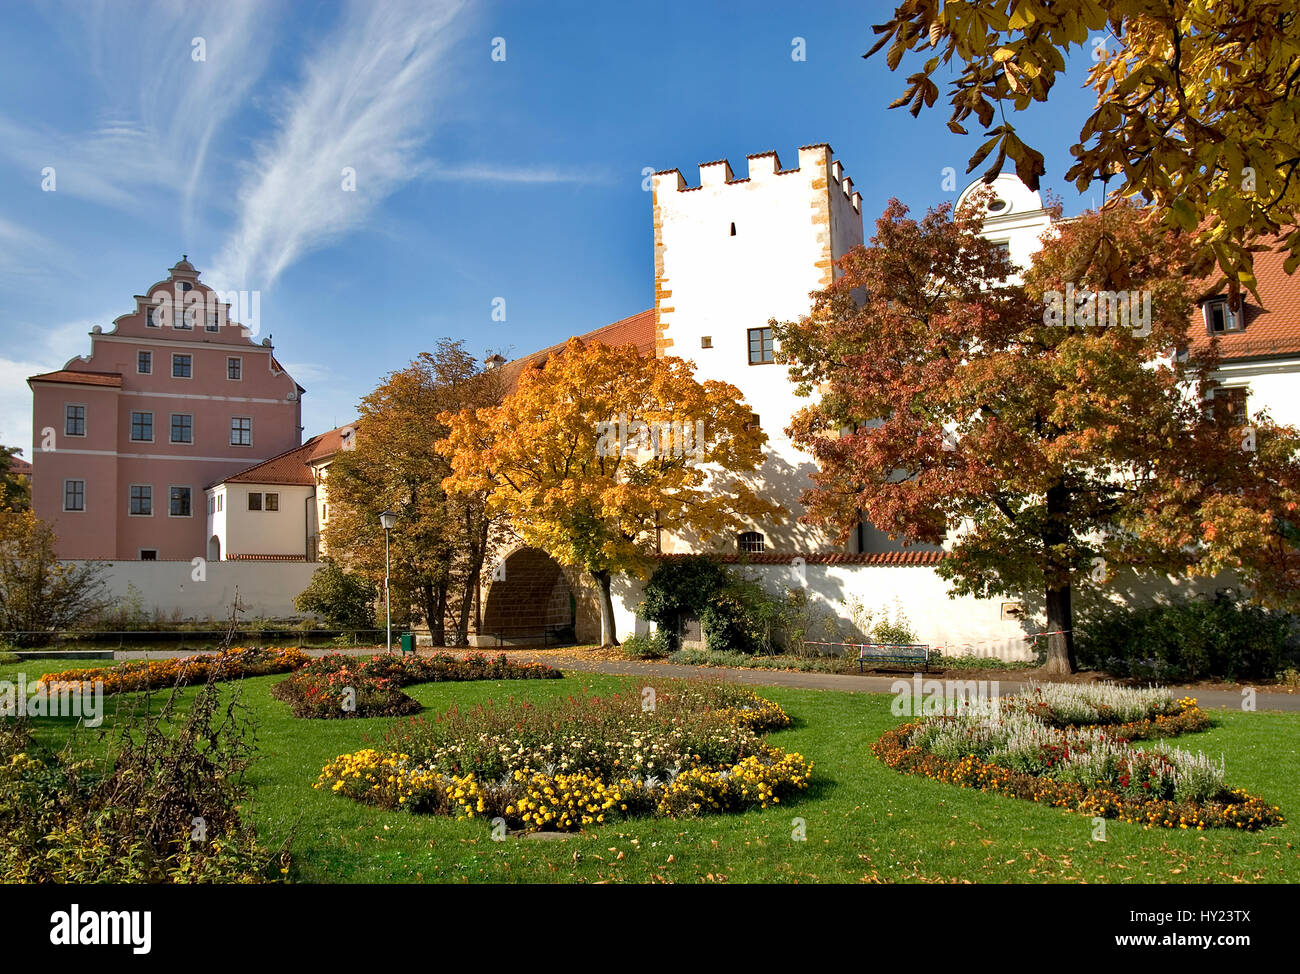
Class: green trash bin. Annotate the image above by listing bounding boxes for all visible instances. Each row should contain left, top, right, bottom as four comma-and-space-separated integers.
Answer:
398, 632, 415, 655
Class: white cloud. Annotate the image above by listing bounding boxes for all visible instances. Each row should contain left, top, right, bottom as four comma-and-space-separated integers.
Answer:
421, 161, 613, 184
208, 0, 472, 292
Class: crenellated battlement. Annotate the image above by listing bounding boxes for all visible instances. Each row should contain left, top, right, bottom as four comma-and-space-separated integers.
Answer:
652, 143, 862, 213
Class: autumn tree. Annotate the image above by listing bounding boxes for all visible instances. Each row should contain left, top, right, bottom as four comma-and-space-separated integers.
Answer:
324, 341, 504, 647
867, 0, 1300, 297
439, 338, 780, 646
774, 192, 1300, 674
0, 447, 29, 512
0, 510, 108, 646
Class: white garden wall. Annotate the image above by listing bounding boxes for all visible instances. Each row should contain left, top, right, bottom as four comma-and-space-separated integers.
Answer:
67, 559, 319, 622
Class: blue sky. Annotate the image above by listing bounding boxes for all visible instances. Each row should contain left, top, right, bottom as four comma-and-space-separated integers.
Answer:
0, 0, 1102, 457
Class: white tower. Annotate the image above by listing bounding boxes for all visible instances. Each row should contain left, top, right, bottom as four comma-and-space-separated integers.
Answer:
651, 145, 864, 553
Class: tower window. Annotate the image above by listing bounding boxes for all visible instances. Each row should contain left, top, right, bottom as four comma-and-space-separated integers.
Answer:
730, 222, 736, 236
700, 336, 712, 348
737, 531, 765, 554
748, 327, 774, 364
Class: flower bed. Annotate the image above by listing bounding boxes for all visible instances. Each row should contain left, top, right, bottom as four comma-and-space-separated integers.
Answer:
873, 687, 1282, 831
271, 652, 562, 719
317, 680, 810, 830
36, 647, 311, 696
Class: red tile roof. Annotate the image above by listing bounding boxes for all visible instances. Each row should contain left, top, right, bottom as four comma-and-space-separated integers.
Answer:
498, 309, 655, 390
1186, 239, 1300, 360
657, 550, 947, 565
7, 456, 31, 475
210, 423, 358, 488
27, 370, 122, 388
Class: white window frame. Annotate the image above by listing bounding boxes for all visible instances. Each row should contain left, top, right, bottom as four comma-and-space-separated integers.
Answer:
231, 416, 252, 447
128, 483, 153, 517
64, 402, 87, 438
171, 353, 193, 379
168, 485, 193, 518
130, 410, 155, 443
63, 478, 86, 512
264, 491, 280, 512
227, 356, 242, 381
137, 350, 153, 374
170, 412, 194, 445
205, 310, 220, 333
146, 306, 161, 328
1205, 298, 1244, 334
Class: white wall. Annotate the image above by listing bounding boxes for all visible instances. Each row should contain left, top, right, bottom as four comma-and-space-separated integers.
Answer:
71, 559, 319, 620
610, 561, 1242, 661
206, 483, 314, 559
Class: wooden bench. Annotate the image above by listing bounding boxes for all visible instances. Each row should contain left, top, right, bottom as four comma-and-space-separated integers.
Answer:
854, 643, 931, 673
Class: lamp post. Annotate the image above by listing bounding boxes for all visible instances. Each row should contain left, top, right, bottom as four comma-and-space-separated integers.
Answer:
379, 510, 398, 652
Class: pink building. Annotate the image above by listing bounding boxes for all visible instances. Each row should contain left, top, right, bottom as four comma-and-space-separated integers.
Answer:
28, 258, 304, 560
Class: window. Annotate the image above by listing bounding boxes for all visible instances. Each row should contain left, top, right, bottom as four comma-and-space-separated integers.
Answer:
139, 549, 157, 561
205, 311, 219, 332
737, 531, 765, 553
1205, 298, 1243, 334
1213, 387, 1249, 427
217, 494, 222, 512
208, 495, 215, 514
63, 479, 85, 512
264, 492, 279, 512
992, 240, 1011, 257
169, 486, 192, 517
744, 413, 761, 431
322, 503, 328, 522
248, 492, 262, 511
130, 411, 154, 442
129, 485, 152, 516
227, 357, 242, 380
137, 350, 152, 374
747, 327, 774, 364
730, 222, 737, 236
175, 309, 193, 329
700, 336, 713, 349
65, 404, 86, 437
146, 306, 161, 328
172, 353, 192, 378
170, 413, 193, 444
231, 417, 252, 446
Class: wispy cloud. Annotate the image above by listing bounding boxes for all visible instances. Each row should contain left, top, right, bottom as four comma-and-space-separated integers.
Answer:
421, 161, 613, 185
209, 0, 472, 291
0, 0, 280, 223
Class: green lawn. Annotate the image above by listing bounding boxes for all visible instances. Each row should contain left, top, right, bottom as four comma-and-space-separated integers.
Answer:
6, 657, 1298, 883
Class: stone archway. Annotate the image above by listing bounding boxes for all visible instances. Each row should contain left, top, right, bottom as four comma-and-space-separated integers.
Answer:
481, 547, 577, 646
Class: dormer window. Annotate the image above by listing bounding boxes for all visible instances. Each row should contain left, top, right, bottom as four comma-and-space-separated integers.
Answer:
987, 197, 1008, 213
1205, 298, 1243, 334
146, 306, 161, 328
206, 311, 219, 332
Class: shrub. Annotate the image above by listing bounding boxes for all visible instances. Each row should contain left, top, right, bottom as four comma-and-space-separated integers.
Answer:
621, 631, 669, 659
1076, 593, 1298, 681
0, 678, 288, 882
0, 511, 110, 646
294, 560, 376, 630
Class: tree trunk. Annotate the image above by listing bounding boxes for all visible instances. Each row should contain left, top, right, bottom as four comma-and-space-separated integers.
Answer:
1042, 583, 1075, 676
591, 568, 619, 647
452, 512, 489, 647
1041, 480, 1076, 675
422, 580, 447, 648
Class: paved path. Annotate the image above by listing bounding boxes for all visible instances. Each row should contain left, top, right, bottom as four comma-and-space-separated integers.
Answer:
95, 645, 1300, 713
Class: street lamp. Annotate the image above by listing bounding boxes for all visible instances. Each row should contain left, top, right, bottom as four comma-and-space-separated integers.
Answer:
379, 510, 398, 652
